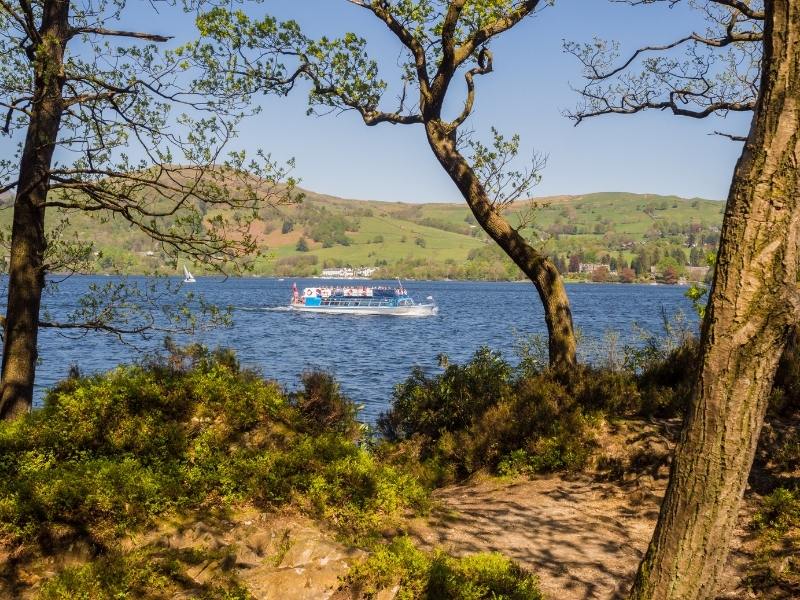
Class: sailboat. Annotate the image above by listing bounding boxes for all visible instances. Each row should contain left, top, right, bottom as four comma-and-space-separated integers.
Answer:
182, 265, 196, 283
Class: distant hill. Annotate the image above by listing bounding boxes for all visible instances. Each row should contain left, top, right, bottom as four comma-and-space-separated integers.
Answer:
0, 187, 724, 280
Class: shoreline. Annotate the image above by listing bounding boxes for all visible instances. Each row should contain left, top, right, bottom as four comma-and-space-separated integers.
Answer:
36, 272, 701, 286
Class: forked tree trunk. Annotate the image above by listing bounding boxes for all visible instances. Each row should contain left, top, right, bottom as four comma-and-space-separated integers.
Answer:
0, 1, 69, 420
425, 120, 577, 371
629, 1, 800, 598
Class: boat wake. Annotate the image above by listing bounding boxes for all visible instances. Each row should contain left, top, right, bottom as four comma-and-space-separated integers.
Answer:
234, 306, 292, 313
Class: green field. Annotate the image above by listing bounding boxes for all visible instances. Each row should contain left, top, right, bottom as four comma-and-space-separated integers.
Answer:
0, 188, 724, 280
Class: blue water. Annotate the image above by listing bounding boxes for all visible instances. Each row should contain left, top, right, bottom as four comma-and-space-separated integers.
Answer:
25, 277, 697, 422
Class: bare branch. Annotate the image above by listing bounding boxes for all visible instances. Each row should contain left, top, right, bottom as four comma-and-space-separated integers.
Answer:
566, 0, 762, 127
449, 47, 493, 131
0, 180, 18, 195
569, 91, 755, 124
69, 27, 172, 43
711, 130, 747, 141
2, 97, 31, 133
0, 1, 30, 37
710, 0, 765, 20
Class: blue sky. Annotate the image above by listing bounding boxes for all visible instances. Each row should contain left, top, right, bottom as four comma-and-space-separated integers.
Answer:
113, 1, 753, 202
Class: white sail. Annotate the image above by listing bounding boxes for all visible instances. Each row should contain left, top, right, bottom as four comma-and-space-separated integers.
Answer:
183, 265, 196, 283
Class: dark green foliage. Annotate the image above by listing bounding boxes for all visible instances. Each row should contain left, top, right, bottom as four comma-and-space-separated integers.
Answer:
295, 236, 309, 252
0, 348, 426, 545
772, 430, 800, 473
379, 348, 512, 443
631, 329, 799, 419
634, 339, 698, 418
343, 536, 542, 600
378, 348, 639, 483
292, 371, 360, 437
308, 213, 354, 247
754, 488, 800, 534
380, 326, 800, 486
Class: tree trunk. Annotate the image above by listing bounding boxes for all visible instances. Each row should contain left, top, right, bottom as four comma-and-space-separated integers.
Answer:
0, 1, 69, 420
425, 121, 577, 371
628, 1, 800, 598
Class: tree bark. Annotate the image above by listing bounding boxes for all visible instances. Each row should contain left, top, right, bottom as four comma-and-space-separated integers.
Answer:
0, 1, 69, 419
628, 1, 800, 598
425, 120, 577, 371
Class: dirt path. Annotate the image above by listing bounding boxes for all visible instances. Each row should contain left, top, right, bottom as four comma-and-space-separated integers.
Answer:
410, 474, 753, 600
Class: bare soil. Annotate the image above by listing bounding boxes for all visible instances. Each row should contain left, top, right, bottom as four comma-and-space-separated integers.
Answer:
407, 419, 761, 600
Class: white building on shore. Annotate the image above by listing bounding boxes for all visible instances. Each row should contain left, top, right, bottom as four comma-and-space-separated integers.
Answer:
320, 266, 378, 279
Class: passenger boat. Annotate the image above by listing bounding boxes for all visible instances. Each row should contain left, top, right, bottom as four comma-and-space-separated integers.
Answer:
289, 282, 438, 316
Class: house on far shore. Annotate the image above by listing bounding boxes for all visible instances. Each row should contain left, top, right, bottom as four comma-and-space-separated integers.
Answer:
685, 266, 710, 282
321, 266, 378, 279
579, 263, 616, 275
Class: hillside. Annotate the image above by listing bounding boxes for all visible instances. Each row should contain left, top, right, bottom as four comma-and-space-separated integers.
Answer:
0, 189, 725, 280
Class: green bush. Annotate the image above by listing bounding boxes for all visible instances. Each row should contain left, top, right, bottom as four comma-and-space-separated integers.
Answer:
630, 331, 800, 419
343, 536, 542, 600
378, 348, 639, 483
635, 339, 697, 418
379, 348, 513, 443
291, 371, 360, 438
0, 347, 426, 545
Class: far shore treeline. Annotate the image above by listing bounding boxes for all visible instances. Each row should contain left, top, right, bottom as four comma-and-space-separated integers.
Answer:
0, 189, 722, 283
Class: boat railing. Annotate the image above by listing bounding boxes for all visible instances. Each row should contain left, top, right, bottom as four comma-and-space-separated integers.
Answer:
320, 298, 395, 307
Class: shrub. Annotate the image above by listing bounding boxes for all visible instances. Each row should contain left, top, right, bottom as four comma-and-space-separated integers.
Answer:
0, 347, 427, 546
754, 488, 800, 535
378, 349, 639, 483
291, 371, 360, 438
635, 339, 697, 418
342, 536, 542, 600
378, 348, 513, 444
630, 328, 799, 419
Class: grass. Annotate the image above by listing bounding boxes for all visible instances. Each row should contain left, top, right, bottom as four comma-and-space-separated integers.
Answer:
8, 189, 724, 276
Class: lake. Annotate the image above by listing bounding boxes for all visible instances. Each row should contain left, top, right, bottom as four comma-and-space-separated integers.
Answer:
27, 277, 697, 422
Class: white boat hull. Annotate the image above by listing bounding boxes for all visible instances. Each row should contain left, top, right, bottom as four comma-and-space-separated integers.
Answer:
289, 303, 438, 317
